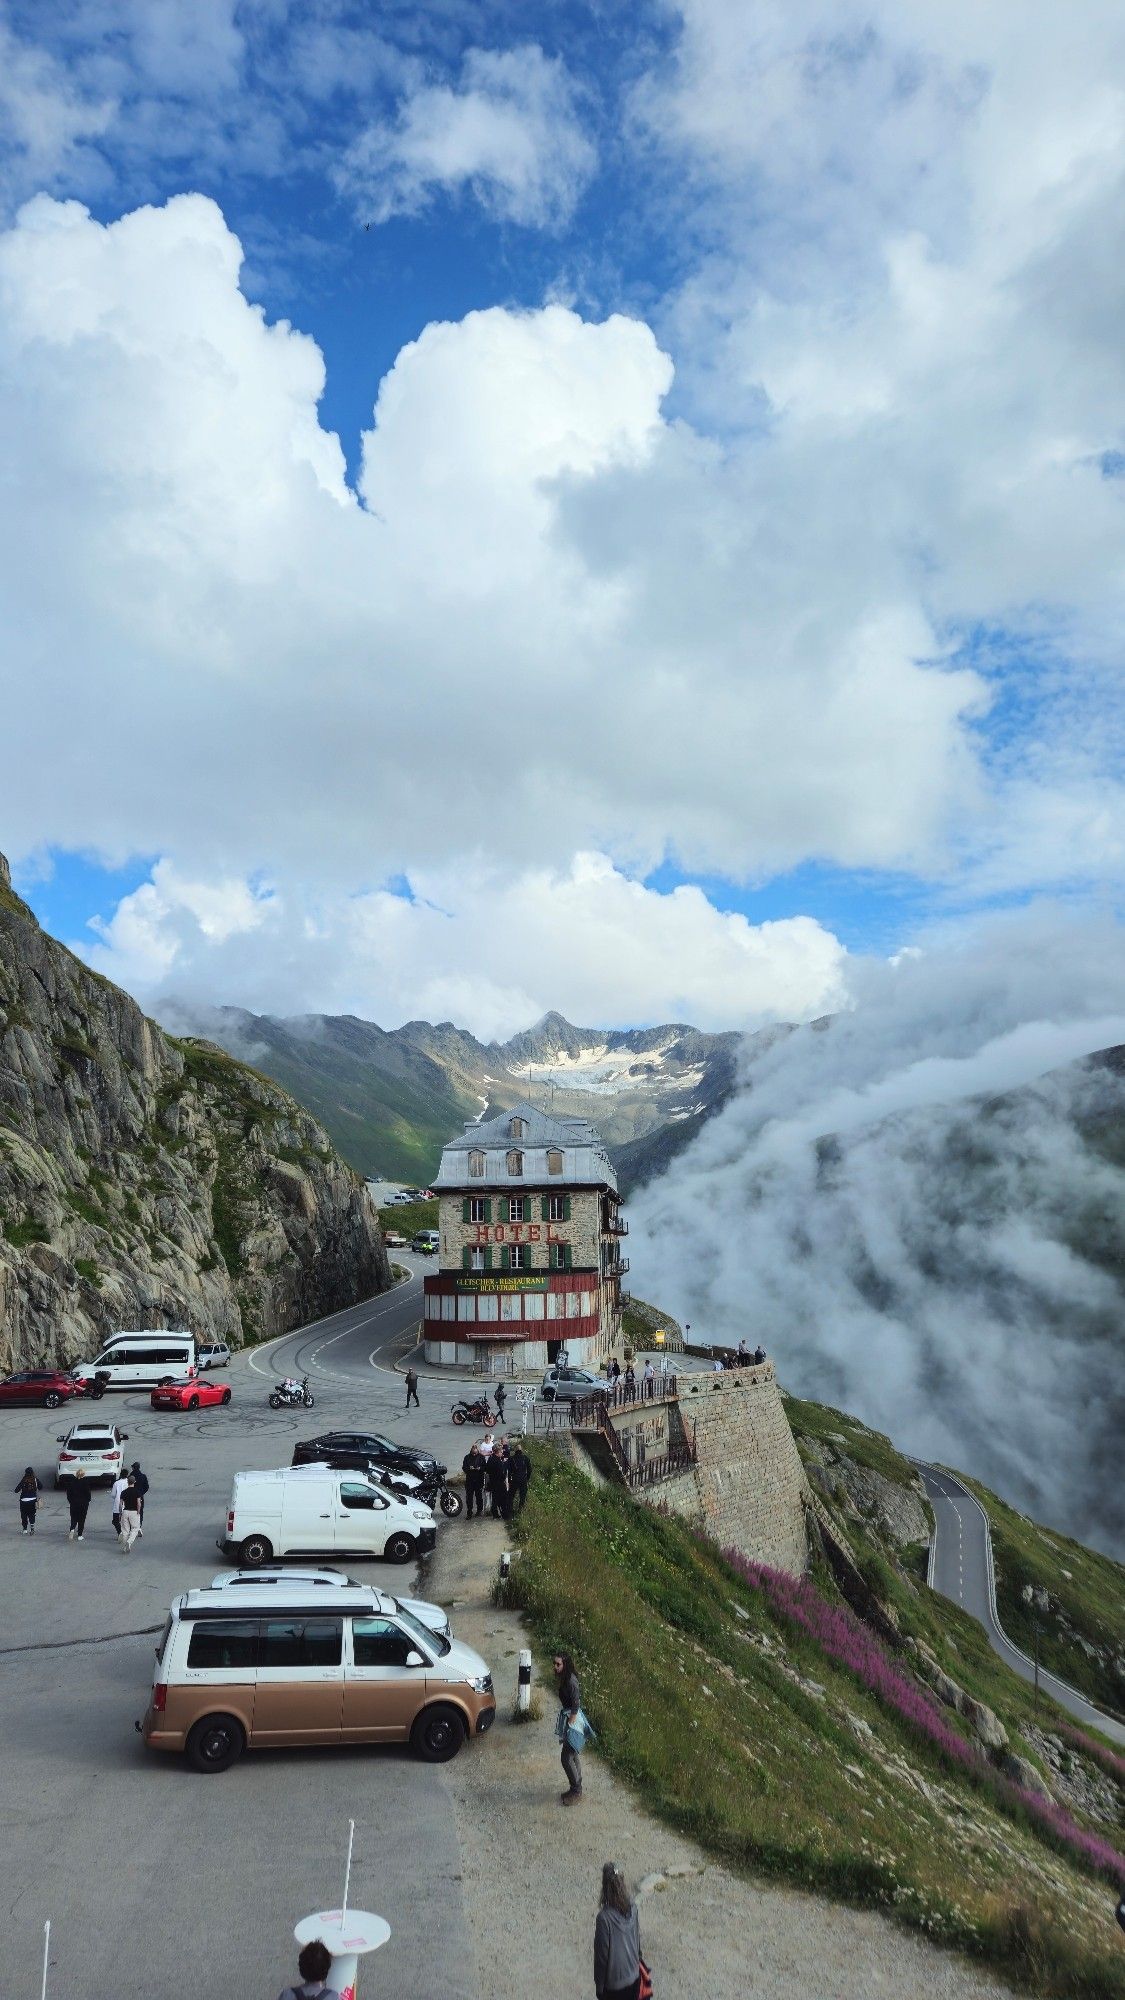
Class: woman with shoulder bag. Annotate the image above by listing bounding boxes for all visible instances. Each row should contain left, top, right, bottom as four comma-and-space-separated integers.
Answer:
595, 1862, 650, 2000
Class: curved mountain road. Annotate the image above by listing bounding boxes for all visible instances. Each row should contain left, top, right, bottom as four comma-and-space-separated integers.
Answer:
916, 1461, 1125, 1747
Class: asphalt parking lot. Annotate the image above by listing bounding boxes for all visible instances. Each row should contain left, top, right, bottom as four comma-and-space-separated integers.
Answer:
0, 1269, 494, 2000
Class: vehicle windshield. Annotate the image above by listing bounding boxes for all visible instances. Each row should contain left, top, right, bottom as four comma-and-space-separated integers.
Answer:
394, 1605, 450, 1657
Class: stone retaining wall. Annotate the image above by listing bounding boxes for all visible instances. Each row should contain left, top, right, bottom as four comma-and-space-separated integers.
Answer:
640, 1363, 810, 1577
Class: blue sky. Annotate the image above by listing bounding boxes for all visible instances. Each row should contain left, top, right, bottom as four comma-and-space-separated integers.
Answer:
1, 1, 1123, 1034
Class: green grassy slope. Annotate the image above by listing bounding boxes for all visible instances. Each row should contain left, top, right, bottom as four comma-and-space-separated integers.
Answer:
509, 1451, 1125, 1998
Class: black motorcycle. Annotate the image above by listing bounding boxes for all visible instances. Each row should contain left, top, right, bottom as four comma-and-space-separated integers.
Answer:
378, 1466, 464, 1518
450, 1397, 496, 1427
269, 1375, 315, 1410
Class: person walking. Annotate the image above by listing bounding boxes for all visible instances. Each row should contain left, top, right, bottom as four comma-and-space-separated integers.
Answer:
594, 1863, 643, 2000
129, 1460, 149, 1534
63, 1466, 91, 1541
494, 1380, 507, 1423
119, 1472, 142, 1554
404, 1366, 420, 1408
554, 1652, 584, 1804
486, 1448, 510, 1520
462, 1443, 486, 1518
276, 1937, 340, 2000
509, 1443, 531, 1513
15, 1466, 41, 1534
110, 1468, 129, 1538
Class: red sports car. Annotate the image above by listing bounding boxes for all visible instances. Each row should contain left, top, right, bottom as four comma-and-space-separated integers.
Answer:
150, 1377, 232, 1412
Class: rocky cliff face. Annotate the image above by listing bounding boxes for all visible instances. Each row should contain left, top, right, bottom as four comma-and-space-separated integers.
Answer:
0, 856, 390, 1371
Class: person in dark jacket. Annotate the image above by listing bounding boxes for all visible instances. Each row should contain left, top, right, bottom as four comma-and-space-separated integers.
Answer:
63, 1467, 91, 1541
462, 1443, 486, 1518
130, 1461, 149, 1532
554, 1652, 583, 1803
277, 1937, 340, 2000
509, 1444, 531, 1512
15, 1466, 40, 1533
493, 1381, 507, 1422
594, 1863, 642, 2000
404, 1367, 420, 1408
486, 1449, 510, 1520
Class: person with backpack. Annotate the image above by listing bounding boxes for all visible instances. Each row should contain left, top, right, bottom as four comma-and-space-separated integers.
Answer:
119, 1472, 142, 1553
594, 1862, 644, 2000
554, 1651, 585, 1804
15, 1466, 40, 1534
63, 1466, 92, 1541
129, 1461, 149, 1533
276, 1938, 340, 2000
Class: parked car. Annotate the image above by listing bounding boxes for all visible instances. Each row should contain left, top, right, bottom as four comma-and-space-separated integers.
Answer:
219, 1465, 437, 1567
540, 1365, 608, 1403
138, 1580, 494, 1772
55, 1422, 129, 1486
151, 1377, 232, 1412
411, 1230, 440, 1255
293, 1430, 446, 1482
383, 1231, 408, 1248
208, 1567, 452, 1641
196, 1340, 231, 1371
0, 1369, 83, 1409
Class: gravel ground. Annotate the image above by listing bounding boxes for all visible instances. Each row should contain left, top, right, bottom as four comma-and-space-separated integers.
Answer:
428, 1519, 1012, 2000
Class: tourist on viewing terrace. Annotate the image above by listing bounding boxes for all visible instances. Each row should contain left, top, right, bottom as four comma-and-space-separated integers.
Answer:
277, 1938, 340, 2000
623, 1362, 636, 1396
594, 1862, 644, 2000
642, 1360, 655, 1399
754, 1344, 765, 1364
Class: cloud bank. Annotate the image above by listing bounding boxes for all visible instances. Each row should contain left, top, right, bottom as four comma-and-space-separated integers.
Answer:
629, 909, 1125, 1551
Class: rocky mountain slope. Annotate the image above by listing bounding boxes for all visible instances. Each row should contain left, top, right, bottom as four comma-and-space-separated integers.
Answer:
161, 1002, 743, 1183
0, 858, 389, 1371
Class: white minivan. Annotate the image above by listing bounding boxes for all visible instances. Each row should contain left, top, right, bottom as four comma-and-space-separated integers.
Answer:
219, 1466, 437, 1568
73, 1331, 196, 1391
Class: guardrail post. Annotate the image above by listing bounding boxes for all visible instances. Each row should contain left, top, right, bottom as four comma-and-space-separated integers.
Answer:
517, 1647, 532, 1713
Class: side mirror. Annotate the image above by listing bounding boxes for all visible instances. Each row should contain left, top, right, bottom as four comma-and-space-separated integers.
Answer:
405, 1650, 426, 1668
121, 1433, 129, 1440
56, 1435, 65, 1442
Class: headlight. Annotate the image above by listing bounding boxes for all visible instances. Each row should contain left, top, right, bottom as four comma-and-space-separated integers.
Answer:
469, 1673, 493, 1694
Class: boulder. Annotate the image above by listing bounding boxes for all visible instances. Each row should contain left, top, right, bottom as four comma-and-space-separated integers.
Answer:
1001, 1752, 1054, 1800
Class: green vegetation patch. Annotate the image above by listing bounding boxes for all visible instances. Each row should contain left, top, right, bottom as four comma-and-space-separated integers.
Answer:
2, 1216, 51, 1248
784, 1390, 923, 1489
508, 1449, 1124, 1999
377, 1198, 438, 1236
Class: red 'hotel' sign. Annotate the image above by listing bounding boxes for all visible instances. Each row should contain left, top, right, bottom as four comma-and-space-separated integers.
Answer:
473, 1224, 565, 1245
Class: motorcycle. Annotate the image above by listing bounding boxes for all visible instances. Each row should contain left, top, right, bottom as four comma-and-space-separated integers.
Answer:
376, 1463, 464, 1518
450, 1397, 496, 1428
269, 1375, 315, 1410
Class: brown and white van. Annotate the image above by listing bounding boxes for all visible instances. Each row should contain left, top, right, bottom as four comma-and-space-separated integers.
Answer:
139, 1583, 495, 1773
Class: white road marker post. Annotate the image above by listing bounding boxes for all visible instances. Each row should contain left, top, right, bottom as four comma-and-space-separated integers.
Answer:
517, 1646, 532, 1714
499, 1549, 512, 1582
40, 1920, 50, 2000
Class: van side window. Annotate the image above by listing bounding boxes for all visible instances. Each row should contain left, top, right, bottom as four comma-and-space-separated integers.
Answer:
352, 1617, 417, 1667
186, 1620, 258, 1670
340, 1482, 387, 1510
260, 1618, 343, 1668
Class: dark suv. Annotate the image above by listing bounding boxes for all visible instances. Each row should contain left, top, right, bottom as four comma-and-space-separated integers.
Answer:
292, 1430, 445, 1481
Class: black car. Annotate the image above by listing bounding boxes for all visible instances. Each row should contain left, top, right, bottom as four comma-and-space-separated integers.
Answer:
292, 1429, 445, 1480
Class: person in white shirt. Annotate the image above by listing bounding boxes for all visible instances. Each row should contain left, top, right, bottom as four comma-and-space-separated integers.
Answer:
110, 1471, 129, 1538
479, 1435, 495, 1460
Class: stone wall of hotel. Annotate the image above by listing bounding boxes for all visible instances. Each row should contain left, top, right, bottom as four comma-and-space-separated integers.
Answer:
437, 1187, 604, 1273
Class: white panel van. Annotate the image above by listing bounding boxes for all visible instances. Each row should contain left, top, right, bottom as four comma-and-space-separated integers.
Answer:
219, 1466, 437, 1568
72, 1331, 196, 1390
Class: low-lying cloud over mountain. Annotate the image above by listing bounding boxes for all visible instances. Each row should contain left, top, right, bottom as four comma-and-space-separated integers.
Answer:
630, 910, 1125, 1554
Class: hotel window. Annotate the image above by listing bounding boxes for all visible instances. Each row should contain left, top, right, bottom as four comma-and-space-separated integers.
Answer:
507, 1243, 528, 1271
469, 1197, 488, 1224
524, 1293, 545, 1320
507, 1195, 529, 1223
469, 1247, 487, 1272
501, 1293, 521, 1321
509, 1117, 527, 1140
547, 1293, 565, 1320
478, 1294, 499, 1322
546, 1149, 563, 1175
549, 1242, 571, 1271
506, 1150, 524, 1176
468, 1150, 485, 1178
548, 1192, 568, 1222
457, 1295, 476, 1322
425, 1295, 440, 1320
441, 1294, 456, 1322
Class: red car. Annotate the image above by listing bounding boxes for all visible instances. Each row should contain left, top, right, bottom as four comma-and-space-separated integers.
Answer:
0, 1369, 83, 1408
150, 1376, 232, 1412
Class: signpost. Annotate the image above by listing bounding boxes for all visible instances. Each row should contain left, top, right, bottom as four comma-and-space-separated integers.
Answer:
295, 1822, 389, 2000
514, 1384, 538, 1435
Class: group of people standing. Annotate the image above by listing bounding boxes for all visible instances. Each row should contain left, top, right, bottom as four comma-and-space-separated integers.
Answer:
13, 1461, 149, 1544
461, 1436, 530, 1519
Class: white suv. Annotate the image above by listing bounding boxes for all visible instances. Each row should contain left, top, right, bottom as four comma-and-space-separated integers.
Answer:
55, 1422, 130, 1486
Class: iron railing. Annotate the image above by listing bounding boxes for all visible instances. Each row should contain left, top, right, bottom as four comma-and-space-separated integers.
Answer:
568, 1375, 679, 1426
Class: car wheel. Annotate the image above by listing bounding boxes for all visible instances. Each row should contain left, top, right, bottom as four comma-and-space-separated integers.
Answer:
440, 1489, 463, 1517
44, 1391, 62, 1408
239, 1534, 273, 1567
187, 1394, 200, 1410
451, 1409, 466, 1425
221, 1389, 231, 1405
186, 1714, 245, 1775
384, 1531, 415, 1563
411, 1703, 466, 1763
541, 1387, 555, 1402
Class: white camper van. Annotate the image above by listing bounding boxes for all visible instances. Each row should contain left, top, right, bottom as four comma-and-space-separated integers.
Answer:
219, 1466, 437, 1568
72, 1331, 196, 1391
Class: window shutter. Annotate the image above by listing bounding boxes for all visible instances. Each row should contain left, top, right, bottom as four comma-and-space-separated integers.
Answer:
564, 1194, 572, 1222
541, 1195, 548, 1222
462, 1197, 470, 1225
484, 1246, 492, 1271
500, 1245, 510, 1272
462, 1247, 470, 1272
565, 1244, 573, 1271
484, 1198, 492, 1223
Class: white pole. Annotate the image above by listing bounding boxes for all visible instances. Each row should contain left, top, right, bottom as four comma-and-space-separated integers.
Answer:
517, 1647, 532, 1713
40, 1921, 50, 2000
341, 1819, 355, 1929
